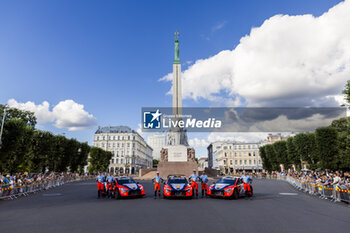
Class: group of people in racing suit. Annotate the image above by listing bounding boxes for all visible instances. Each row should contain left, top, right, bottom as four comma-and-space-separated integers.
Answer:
152, 170, 209, 199
96, 172, 115, 198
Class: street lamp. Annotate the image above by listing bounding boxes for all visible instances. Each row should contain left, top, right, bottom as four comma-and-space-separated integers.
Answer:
0, 105, 9, 150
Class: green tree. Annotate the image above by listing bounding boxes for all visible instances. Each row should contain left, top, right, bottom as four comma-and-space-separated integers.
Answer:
265, 144, 279, 171
315, 126, 339, 170
30, 130, 54, 172
342, 80, 350, 107
0, 119, 34, 173
153, 159, 159, 168
273, 140, 290, 170
293, 133, 318, 169
286, 137, 300, 170
259, 146, 272, 172
88, 147, 112, 172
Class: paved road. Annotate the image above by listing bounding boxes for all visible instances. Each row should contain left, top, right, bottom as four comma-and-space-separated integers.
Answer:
0, 179, 349, 233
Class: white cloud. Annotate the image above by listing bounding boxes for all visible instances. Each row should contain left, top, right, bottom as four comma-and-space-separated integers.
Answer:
7, 99, 97, 131
212, 21, 227, 32
52, 100, 96, 131
7, 99, 55, 123
160, 0, 350, 107
189, 138, 209, 147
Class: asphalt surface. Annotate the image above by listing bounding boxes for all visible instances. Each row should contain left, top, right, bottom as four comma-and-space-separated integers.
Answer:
0, 179, 349, 233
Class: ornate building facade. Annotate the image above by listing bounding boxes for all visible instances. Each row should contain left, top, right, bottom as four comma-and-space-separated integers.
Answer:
94, 126, 153, 175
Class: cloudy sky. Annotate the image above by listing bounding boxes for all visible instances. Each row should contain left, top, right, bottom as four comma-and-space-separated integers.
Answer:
1, 0, 349, 157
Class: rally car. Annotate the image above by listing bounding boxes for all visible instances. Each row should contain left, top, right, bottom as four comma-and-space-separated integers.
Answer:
163, 175, 193, 199
207, 176, 253, 199
114, 176, 145, 198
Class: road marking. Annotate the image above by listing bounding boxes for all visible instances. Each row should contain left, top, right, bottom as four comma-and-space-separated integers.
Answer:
279, 193, 298, 195
43, 193, 62, 197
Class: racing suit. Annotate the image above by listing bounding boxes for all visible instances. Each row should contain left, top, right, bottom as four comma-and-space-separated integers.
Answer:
200, 174, 208, 197
106, 175, 115, 198
189, 174, 199, 198
152, 176, 164, 198
241, 175, 252, 195
96, 175, 105, 198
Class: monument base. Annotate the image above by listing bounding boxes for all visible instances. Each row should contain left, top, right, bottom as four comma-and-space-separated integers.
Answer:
157, 160, 198, 177
158, 146, 198, 177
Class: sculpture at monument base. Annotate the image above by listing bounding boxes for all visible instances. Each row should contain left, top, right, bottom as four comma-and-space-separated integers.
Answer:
158, 147, 198, 178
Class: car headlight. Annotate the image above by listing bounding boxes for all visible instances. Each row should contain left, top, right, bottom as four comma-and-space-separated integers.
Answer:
139, 185, 144, 190
120, 188, 128, 193
225, 188, 233, 193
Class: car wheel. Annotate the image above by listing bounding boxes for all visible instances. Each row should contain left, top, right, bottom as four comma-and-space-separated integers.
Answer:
115, 190, 121, 199
232, 189, 239, 200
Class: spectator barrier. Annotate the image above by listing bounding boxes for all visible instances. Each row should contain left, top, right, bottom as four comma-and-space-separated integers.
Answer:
0, 175, 94, 200
253, 174, 350, 204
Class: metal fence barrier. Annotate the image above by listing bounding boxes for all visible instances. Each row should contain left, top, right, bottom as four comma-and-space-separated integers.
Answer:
0, 176, 94, 200
253, 174, 350, 204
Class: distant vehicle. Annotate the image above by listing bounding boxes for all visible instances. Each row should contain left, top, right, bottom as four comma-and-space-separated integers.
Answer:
207, 176, 253, 199
114, 176, 145, 199
163, 175, 193, 199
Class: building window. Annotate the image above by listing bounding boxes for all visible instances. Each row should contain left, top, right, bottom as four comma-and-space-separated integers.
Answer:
116, 159, 119, 164
101, 143, 104, 147
120, 159, 124, 164
111, 159, 114, 163
112, 151, 114, 155
253, 152, 256, 156
244, 160, 247, 165
133, 136, 135, 140
127, 143, 130, 147
230, 160, 233, 165
121, 151, 124, 156
239, 160, 242, 165
97, 136, 99, 140
117, 143, 119, 148
132, 151, 135, 156
132, 143, 135, 148
122, 143, 124, 147
234, 152, 237, 157
254, 160, 256, 164
224, 152, 227, 157
116, 151, 119, 156
249, 160, 251, 165
112, 143, 115, 147
128, 136, 130, 140
235, 160, 237, 165
118, 136, 120, 140
248, 153, 251, 156
103, 136, 105, 140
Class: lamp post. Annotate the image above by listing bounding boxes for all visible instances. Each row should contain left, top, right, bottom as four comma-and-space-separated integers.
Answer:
0, 105, 9, 150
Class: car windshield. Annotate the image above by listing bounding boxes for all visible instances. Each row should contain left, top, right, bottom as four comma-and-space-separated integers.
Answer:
118, 179, 135, 185
167, 178, 187, 184
216, 178, 237, 185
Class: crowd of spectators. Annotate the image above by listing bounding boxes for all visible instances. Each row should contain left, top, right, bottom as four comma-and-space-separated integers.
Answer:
1, 172, 93, 199
273, 170, 350, 203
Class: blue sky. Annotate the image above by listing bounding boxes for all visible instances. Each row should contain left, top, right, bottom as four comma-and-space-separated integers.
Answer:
0, 0, 348, 156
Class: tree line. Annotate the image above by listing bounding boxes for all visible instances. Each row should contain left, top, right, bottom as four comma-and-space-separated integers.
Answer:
260, 82, 350, 172
0, 104, 111, 174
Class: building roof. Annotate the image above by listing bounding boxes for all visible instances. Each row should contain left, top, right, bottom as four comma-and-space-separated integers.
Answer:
95, 126, 136, 134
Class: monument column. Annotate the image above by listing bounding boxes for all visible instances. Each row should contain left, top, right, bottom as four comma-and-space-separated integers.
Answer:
157, 31, 198, 177
173, 30, 182, 117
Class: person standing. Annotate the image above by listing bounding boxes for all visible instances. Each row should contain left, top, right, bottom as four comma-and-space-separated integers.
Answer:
200, 171, 208, 198
152, 172, 163, 199
189, 170, 199, 199
96, 172, 105, 198
106, 172, 115, 199
241, 171, 252, 196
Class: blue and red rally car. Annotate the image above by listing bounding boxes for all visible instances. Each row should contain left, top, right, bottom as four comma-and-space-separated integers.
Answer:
163, 175, 193, 199
207, 176, 253, 199
114, 176, 145, 198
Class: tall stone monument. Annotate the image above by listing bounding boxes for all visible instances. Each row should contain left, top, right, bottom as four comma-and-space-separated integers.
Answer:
158, 31, 198, 177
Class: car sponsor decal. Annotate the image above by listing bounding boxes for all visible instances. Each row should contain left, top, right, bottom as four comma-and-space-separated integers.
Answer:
215, 184, 229, 190
125, 183, 138, 190
171, 183, 185, 190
